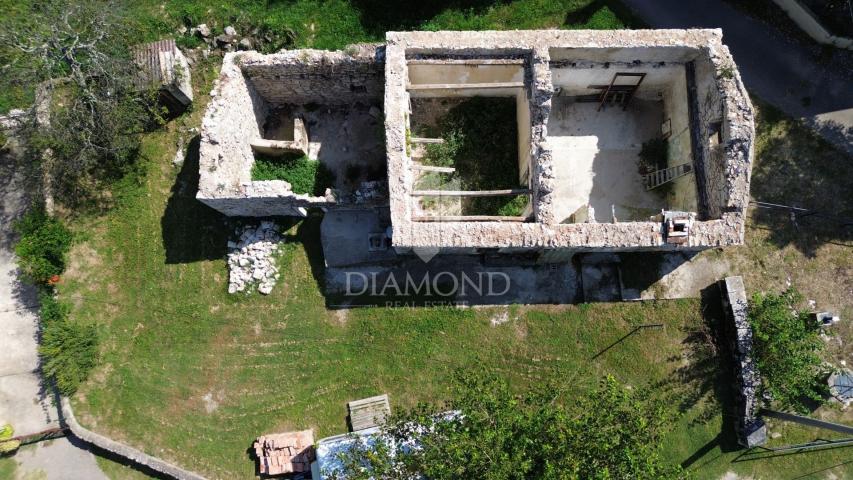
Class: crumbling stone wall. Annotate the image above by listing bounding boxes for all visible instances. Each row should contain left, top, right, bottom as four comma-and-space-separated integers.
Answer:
240, 45, 384, 105
198, 52, 267, 197
197, 47, 385, 217
693, 44, 753, 233
720, 276, 767, 448
384, 30, 754, 251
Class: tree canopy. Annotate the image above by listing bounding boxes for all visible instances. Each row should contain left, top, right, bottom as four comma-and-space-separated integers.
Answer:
0, 1, 156, 204
749, 289, 830, 412
327, 371, 686, 480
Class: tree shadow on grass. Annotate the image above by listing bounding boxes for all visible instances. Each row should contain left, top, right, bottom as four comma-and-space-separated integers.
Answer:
653, 283, 741, 469
749, 98, 853, 257
161, 135, 231, 264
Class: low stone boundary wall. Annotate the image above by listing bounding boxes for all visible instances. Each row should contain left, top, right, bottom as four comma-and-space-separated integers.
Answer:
61, 398, 208, 480
772, 0, 853, 49
719, 276, 767, 448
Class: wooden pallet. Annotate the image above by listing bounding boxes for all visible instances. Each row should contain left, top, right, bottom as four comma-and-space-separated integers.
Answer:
348, 394, 391, 431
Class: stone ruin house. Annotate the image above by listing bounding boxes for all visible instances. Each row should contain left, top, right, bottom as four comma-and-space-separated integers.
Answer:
197, 29, 753, 295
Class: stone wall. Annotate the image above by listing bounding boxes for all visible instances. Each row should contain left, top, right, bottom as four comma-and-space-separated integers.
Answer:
384, 30, 754, 251
61, 398, 208, 480
240, 45, 384, 105
197, 46, 386, 217
198, 52, 266, 200
720, 276, 767, 448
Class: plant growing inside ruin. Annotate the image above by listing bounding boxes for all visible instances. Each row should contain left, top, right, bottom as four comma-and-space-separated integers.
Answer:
423, 129, 463, 168
748, 288, 831, 413
252, 153, 334, 196
419, 97, 529, 217
718, 65, 735, 80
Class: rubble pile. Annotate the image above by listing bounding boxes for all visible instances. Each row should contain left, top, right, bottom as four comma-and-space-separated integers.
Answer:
227, 221, 283, 294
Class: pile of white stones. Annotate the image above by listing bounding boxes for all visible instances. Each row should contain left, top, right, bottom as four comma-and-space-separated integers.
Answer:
227, 221, 282, 295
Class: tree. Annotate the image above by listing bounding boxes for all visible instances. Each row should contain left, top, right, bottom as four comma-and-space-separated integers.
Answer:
327, 371, 686, 480
0, 1, 156, 204
749, 289, 830, 412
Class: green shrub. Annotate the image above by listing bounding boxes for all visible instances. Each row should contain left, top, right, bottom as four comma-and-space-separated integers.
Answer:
40, 315, 99, 396
581, 6, 625, 29
420, 97, 529, 216
749, 289, 830, 412
39, 291, 71, 325
251, 153, 334, 196
14, 209, 73, 285
423, 129, 463, 168
0, 424, 20, 454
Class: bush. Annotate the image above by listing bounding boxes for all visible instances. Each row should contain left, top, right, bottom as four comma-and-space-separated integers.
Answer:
12, 210, 97, 396
749, 289, 830, 412
0, 423, 20, 454
421, 97, 529, 216
40, 312, 99, 396
328, 371, 684, 479
251, 153, 334, 196
423, 129, 463, 168
13, 209, 73, 285
39, 291, 71, 324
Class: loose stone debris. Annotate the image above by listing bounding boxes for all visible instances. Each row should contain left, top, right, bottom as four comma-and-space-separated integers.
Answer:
227, 221, 283, 294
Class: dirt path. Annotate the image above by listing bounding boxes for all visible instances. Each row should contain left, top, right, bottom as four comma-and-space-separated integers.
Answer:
621, 0, 853, 155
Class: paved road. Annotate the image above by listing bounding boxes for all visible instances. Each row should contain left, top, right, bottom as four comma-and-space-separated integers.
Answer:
0, 153, 108, 479
621, 0, 853, 154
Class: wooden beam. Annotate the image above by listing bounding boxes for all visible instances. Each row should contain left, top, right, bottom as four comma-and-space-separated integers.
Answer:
407, 81, 525, 91
413, 215, 527, 222
411, 165, 456, 173
409, 137, 444, 144
407, 58, 525, 65
411, 189, 530, 197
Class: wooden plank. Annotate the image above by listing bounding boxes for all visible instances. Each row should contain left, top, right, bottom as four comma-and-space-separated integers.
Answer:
407, 81, 525, 91
348, 394, 391, 431
412, 188, 530, 197
413, 215, 527, 222
411, 165, 456, 173
407, 58, 525, 65
410, 137, 444, 144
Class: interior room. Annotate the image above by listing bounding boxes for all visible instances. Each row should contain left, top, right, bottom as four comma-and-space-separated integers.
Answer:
239, 55, 385, 195
404, 59, 534, 220
546, 54, 696, 223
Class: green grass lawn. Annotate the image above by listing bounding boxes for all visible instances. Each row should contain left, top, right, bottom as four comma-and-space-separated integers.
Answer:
60, 101, 852, 479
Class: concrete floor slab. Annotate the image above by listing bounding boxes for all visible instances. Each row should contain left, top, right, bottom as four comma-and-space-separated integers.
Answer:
1, 157, 105, 478
321, 209, 397, 268
548, 99, 668, 223
12, 439, 108, 480
326, 255, 579, 305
